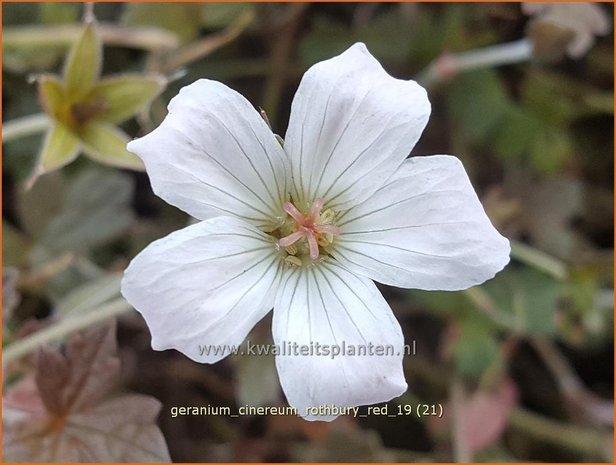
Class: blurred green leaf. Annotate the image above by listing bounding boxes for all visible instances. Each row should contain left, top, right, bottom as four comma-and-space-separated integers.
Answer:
529, 128, 573, 174
448, 69, 511, 142
39, 3, 80, 25
36, 168, 135, 255
17, 171, 65, 239
483, 268, 564, 336
408, 4, 475, 66
518, 176, 583, 258
122, 3, 202, 43
55, 272, 122, 318
453, 319, 500, 379
449, 68, 578, 173
298, 18, 352, 66
2, 221, 31, 268
582, 91, 614, 114
201, 3, 256, 29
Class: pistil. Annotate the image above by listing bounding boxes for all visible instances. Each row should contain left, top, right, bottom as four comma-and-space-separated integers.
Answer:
278, 198, 340, 261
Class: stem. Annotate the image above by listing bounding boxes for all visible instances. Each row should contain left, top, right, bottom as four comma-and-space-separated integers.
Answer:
451, 379, 472, 462
3, 113, 50, 143
262, 4, 308, 125
3, 23, 179, 53
418, 38, 533, 87
159, 10, 255, 73
463, 286, 514, 330
509, 407, 612, 460
3, 298, 132, 364
406, 356, 612, 460
510, 240, 568, 280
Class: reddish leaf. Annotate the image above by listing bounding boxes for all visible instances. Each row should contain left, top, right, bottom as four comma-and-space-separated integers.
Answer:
430, 378, 518, 454
3, 322, 170, 462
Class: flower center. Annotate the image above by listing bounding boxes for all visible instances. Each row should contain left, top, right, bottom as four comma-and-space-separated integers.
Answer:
277, 198, 340, 265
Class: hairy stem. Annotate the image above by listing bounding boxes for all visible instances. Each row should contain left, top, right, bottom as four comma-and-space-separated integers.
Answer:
418, 38, 533, 86
510, 240, 568, 280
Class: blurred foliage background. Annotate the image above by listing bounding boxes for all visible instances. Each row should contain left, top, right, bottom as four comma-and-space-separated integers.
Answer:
2, 2, 614, 462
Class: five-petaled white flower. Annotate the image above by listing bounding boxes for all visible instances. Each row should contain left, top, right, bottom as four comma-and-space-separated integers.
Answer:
122, 43, 510, 421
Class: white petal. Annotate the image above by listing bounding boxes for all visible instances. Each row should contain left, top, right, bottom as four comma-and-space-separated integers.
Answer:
127, 80, 289, 228
273, 261, 407, 421
284, 43, 430, 211
121, 216, 282, 363
334, 155, 510, 290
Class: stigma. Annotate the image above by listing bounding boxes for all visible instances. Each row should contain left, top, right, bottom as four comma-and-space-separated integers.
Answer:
278, 198, 340, 261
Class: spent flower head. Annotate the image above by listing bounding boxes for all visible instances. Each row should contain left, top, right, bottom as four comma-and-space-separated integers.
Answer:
122, 43, 510, 421
523, 2, 610, 60
33, 21, 166, 180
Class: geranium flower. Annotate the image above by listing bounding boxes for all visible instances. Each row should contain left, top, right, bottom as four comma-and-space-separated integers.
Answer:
122, 43, 510, 421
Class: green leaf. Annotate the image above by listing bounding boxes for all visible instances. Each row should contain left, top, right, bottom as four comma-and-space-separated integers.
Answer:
36, 168, 135, 255
38, 168, 133, 255
55, 273, 122, 318
63, 21, 101, 100
37, 74, 65, 120
122, 3, 202, 43
2, 221, 31, 268
582, 91, 614, 114
492, 107, 539, 160
453, 320, 500, 379
448, 69, 511, 142
79, 122, 144, 170
37, 123, 81, 173
201, 3, 256, 29
39, 3, 80, 24
298, 18, 353, 67
89, 74, 166, 124
529, 128, 573, 174
483, 268, 564, 336
17, 171, 65, 239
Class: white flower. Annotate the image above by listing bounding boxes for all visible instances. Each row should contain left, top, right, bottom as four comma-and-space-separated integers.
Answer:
122, 43, 510, 421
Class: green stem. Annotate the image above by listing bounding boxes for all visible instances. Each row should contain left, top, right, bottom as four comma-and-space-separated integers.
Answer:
3, 113, 50, 143
406, 356, 612, 460
464, 286, 514, 330
3, 23, 179, 53
3, 298, 132, 364
159, 10, 255, 73
509, 407, 612, 460
510, 240, 568, 280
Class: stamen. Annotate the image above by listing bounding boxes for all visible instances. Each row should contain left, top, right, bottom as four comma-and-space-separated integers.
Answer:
314, 224, 340, 235
284, 255, 303, 267
279, 198, 341, 263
